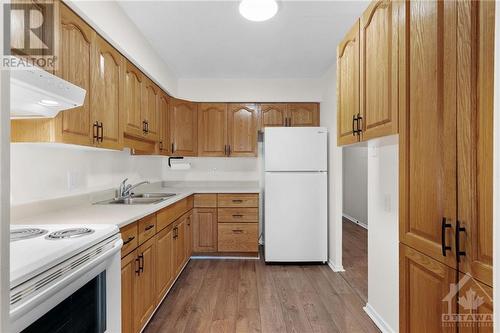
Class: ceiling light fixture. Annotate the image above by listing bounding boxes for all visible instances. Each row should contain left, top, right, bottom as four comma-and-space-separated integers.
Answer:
239, 0, 278, 22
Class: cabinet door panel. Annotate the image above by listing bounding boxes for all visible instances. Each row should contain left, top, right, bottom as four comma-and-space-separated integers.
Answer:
198, 103, 227, 157
123, 62, 144, 139
260, 103, 287, 127
185, 211, 193, 260
400, 245, 456, 333
457, 0, 494, 287
227, 103, 258, 157
158, 93, 170, 155
399, 0, 457, 268
56, 3, 92, 146
121, 250, 137, 333
175, 218, 186, 275
156, 226, 174, 303
170, 99, 198, 156
143, 79, 160, 140
192, 208, 217, 252
91, 35, 123, 150
337, 20, 360, 145
360, 0, 398, 140
458, 274, 493, 333
288, 103, 319, 127
134, 237, 156, 332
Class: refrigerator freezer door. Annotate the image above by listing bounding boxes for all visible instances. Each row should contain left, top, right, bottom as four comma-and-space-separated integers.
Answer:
264, 172, 327, 262
264, 127, 328, 172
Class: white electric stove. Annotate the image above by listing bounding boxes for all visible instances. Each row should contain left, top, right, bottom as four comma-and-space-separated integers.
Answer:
10, 224, 122, 333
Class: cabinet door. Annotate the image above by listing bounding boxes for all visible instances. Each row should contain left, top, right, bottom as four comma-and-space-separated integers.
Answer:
458, 274, 493, 333
260, 103, 287, 127
174, 218, 186, 276
55, 3, 92, 146
359, 0, 398, 140
227, 103, 258, 157
457, 0, 494, 288
192, 208, 217, 252
123, 61, 144, 139
287, 103, 319, 127
399, 0, 457, 269
400, 244, 456, 333
121, 250, 137, 333
170, 99, 198, 156
155, 225, 174, 303
198, 103, 227, 157
142, 78, 160, 141
337, 20, 360, 145
158, 93, 170, 155
91, 35, 123, 150
185, 211, 193, 259
134, 237, 156, 332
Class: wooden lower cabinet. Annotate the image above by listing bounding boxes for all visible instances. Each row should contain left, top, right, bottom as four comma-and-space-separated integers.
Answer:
121, 249, 138, 333
173, 217, 186, 276
134, 237, 156, 332
192, 208, 218, 252
458, 274, 493, 333
218, 223, 258, 252
185, 211, 193, 259
155, 225, 174, 304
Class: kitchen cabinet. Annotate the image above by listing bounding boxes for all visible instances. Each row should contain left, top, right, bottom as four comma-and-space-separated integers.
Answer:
359, 0, 398, 140
155, 225, 174, 304
123, 61, 144, 139
260, 103, 288, 127
336, 20, 360, 145
158, 93, 171, 155
458, 274, 493, 333
134, 236, 156, 332
142, 78, 160, 141
170, 99, 198, 156
227, 103, 259, 157
218, 223, 258, 253
198, 103, 228, 157
90, 34, 123, 150
185, 211, 193, 260
173, 216, 186, 276
121, 249, 137, 333
287, 103, 319, 127
192, 208, 218, 253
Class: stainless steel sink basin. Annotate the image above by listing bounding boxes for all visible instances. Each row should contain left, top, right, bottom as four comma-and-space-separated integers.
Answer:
131, 193, 176, 199
94, 193, 177, 205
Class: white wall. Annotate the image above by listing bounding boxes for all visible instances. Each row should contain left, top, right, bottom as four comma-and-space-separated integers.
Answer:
320, 64, 343, 270
10, 144, 163, 205
177, 78, 324, 102
162, 157, 259, 182
364, 136, 399, 333
343, 146, 368, 226
66, 0, 178, 96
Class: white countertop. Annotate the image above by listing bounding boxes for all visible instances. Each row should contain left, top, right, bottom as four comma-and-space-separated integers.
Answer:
11, 181, 259, 228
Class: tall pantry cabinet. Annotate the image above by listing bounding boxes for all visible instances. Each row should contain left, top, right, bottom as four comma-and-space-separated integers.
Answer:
399, 1, 494, 332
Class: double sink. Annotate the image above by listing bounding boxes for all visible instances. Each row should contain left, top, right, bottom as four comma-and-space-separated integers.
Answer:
95, 192, 177, 205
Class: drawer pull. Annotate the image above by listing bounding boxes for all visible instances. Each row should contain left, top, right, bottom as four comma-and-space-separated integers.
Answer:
123, 236, 135, 245
144, 224, 155, 231
232, 229, 243, 233
232, 199, 243, 203
232, 214, 244, 218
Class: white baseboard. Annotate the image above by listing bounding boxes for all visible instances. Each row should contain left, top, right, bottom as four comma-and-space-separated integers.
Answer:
343, 213, 368, 229
363, 303, 396, 333
327, 260, 345, 272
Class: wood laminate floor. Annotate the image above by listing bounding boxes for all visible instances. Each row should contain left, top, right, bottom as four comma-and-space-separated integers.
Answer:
340, 218, 368, 302
144, 250, 378, 332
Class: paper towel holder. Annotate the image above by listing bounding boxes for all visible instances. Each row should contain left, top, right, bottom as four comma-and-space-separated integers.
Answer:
168, 156, 184, 168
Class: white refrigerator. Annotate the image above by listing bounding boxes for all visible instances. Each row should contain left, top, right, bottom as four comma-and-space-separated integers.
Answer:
264, 127, 328, 262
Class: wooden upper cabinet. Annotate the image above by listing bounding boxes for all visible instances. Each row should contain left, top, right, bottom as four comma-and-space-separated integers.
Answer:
142, 78, 160, 141
90, 34, 123, 150
227, 103, 259, 157
399, 0, 458, 269
337, 20, 360, 146
123, 61, 144, 139
359, 0, 398, 140
287, 103, 319, 127
260, 103, 287, 127
170, 99, 198, 156
158, 93, 170, 156
198, 103, 228, 157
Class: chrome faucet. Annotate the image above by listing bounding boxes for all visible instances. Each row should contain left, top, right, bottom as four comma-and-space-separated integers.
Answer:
118, 178, 150, 198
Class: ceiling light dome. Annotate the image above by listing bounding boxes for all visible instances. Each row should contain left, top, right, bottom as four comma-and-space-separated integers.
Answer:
239, 0, 278, 22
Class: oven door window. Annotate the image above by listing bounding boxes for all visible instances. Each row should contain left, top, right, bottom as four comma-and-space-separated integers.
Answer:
22, 271, 106, 333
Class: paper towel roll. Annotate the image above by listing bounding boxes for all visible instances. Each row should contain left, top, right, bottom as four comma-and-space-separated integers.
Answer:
169, 162, 191, 170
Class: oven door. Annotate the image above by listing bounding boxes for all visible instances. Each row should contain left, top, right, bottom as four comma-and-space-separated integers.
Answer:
10, 235, 122, 333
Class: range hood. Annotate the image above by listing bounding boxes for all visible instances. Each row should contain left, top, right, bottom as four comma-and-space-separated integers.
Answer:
10, 63, 86, 119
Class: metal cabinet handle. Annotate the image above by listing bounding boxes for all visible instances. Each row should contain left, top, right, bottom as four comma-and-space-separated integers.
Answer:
173, 227, 178, 239
171, 142, 175, 153
232, 214, 243, 218
224, 145, 228, 156
145, 224, 154, 231
123, 236, 135, 245
441, 218, 452, 256
145, 121, 149, 133
159, 141, 163, 151
232, 199, 243, 203
135, 257, 141, 275
93, 121, 99, 143
98, 122, 103, 142
142, 120, 147, 134
228, 145, 231, 156
352, 115, 357, 136
455, 220, 466, 262
356, 113, 363, 136
138, 254, 144, 272
232, 229, 243, 233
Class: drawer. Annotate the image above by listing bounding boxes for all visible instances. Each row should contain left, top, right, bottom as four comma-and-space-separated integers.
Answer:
138, 214, 156, 244
217, 208, 258, 223
217, 194, 259, 208
157, 197, 191, 231
218, 223, 258, 252
194, 194, 217, 207
120, 222, 138, 257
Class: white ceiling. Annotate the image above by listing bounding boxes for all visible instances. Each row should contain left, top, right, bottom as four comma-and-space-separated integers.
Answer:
118, 1, 367, 79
